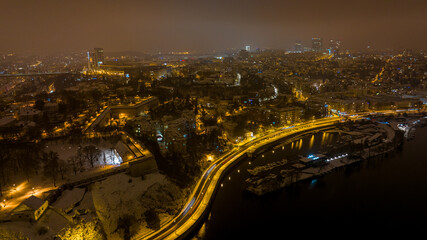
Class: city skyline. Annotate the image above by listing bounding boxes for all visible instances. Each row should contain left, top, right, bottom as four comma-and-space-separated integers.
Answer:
1, 1, 427, 239
1, 0, 426, 54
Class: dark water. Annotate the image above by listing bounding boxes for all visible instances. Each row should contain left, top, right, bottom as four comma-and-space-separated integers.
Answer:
192, 127, 427, 239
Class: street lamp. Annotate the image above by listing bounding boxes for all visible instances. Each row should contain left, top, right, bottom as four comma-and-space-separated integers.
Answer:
206, 154, 214, 162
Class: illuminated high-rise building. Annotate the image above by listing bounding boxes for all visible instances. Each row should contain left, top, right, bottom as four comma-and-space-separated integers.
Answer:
312, 38, 322, 52
94, 48, 104, 66
245, 45, 251, 52
294, 40, 303, 53
329, 40, 341, 55
87, 47, 104, 70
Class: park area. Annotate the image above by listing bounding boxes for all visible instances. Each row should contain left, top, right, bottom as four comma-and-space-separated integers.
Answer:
0, 136, 123, 219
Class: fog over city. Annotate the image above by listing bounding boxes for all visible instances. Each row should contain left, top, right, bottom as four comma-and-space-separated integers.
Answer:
0, 1, 427, 240
1, 0, 426, 53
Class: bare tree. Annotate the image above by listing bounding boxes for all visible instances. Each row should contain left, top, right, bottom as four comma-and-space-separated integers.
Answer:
81, 145, 101, 168
110, 148, 116, 163
76, 148, 86, 171
102, 152, 107, 166
69, 156, 79, 175
58, 161, 67, 180
0, 146, 10, 196
43, 151, 59, 187
17, 146, 38, 183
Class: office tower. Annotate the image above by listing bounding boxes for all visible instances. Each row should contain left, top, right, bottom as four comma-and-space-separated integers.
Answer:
245, 45, 251, 52
329, 40, 341, 55
94, 48, 104, 66
312, 38, 322, 52
334, 40, 341, 54
295, 40, 303, 53
329, 40, 335, 49
87, 47, 104, 70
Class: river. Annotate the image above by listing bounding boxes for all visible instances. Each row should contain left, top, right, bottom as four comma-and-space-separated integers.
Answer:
191, 126, 427, 239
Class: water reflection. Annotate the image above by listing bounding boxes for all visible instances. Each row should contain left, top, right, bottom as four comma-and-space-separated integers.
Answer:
309, 135, 315, 149
196, 131, 346, 239
191, 222, 207, 240
198, 127, 427, 239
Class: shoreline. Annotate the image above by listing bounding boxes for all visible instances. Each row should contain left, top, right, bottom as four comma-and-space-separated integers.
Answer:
243, 120, 410, 196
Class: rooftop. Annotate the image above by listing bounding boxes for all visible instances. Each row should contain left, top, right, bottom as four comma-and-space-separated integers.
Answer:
18, 196, 45, 211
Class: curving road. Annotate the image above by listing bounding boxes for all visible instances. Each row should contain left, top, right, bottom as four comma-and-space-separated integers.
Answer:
135, 116, 347, 240
135, 109, 423, 239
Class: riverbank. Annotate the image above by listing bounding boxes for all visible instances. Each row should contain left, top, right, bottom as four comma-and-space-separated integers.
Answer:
243, 119, 403, 196
193, 119, 427, 240
245, 153, 360, 195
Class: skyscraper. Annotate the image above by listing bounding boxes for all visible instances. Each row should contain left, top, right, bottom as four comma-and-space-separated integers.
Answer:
294, 40, 303, 53
329, 40, 341, 55
87, 47, 104, 70
312, 38, 322, 52
94, 48, 104, 66
245, 45, 251, 52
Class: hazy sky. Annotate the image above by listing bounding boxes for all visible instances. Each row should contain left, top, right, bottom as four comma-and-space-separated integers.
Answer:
0, 0, 426, 54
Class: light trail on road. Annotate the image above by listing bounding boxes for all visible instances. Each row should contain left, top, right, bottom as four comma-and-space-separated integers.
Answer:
131, 109, 421, 240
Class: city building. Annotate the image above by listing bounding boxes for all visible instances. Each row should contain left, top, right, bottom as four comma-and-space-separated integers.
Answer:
163, 117, 190, 154
86, 96, 159, 131
0, 116, 16, 127
329, 40, 342, 55
294, 40, 303, 53
312, 38, 323, 52
11, 196, 49, 222
272, 107, 303, 124
17, 107, 42, 122
87, 47, 104, 70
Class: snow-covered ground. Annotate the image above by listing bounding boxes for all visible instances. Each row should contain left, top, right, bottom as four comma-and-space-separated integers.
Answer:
91, 172, 187, 239
44, 137, 122, 168
0, 208, 70, 240
0, 137, 123, 218
0, 171, 188, 240
0, 180, 56, 219
52, 188, 86, 210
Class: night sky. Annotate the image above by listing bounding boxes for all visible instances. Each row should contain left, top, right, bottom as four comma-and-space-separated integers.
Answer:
1, 0, 426, 54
